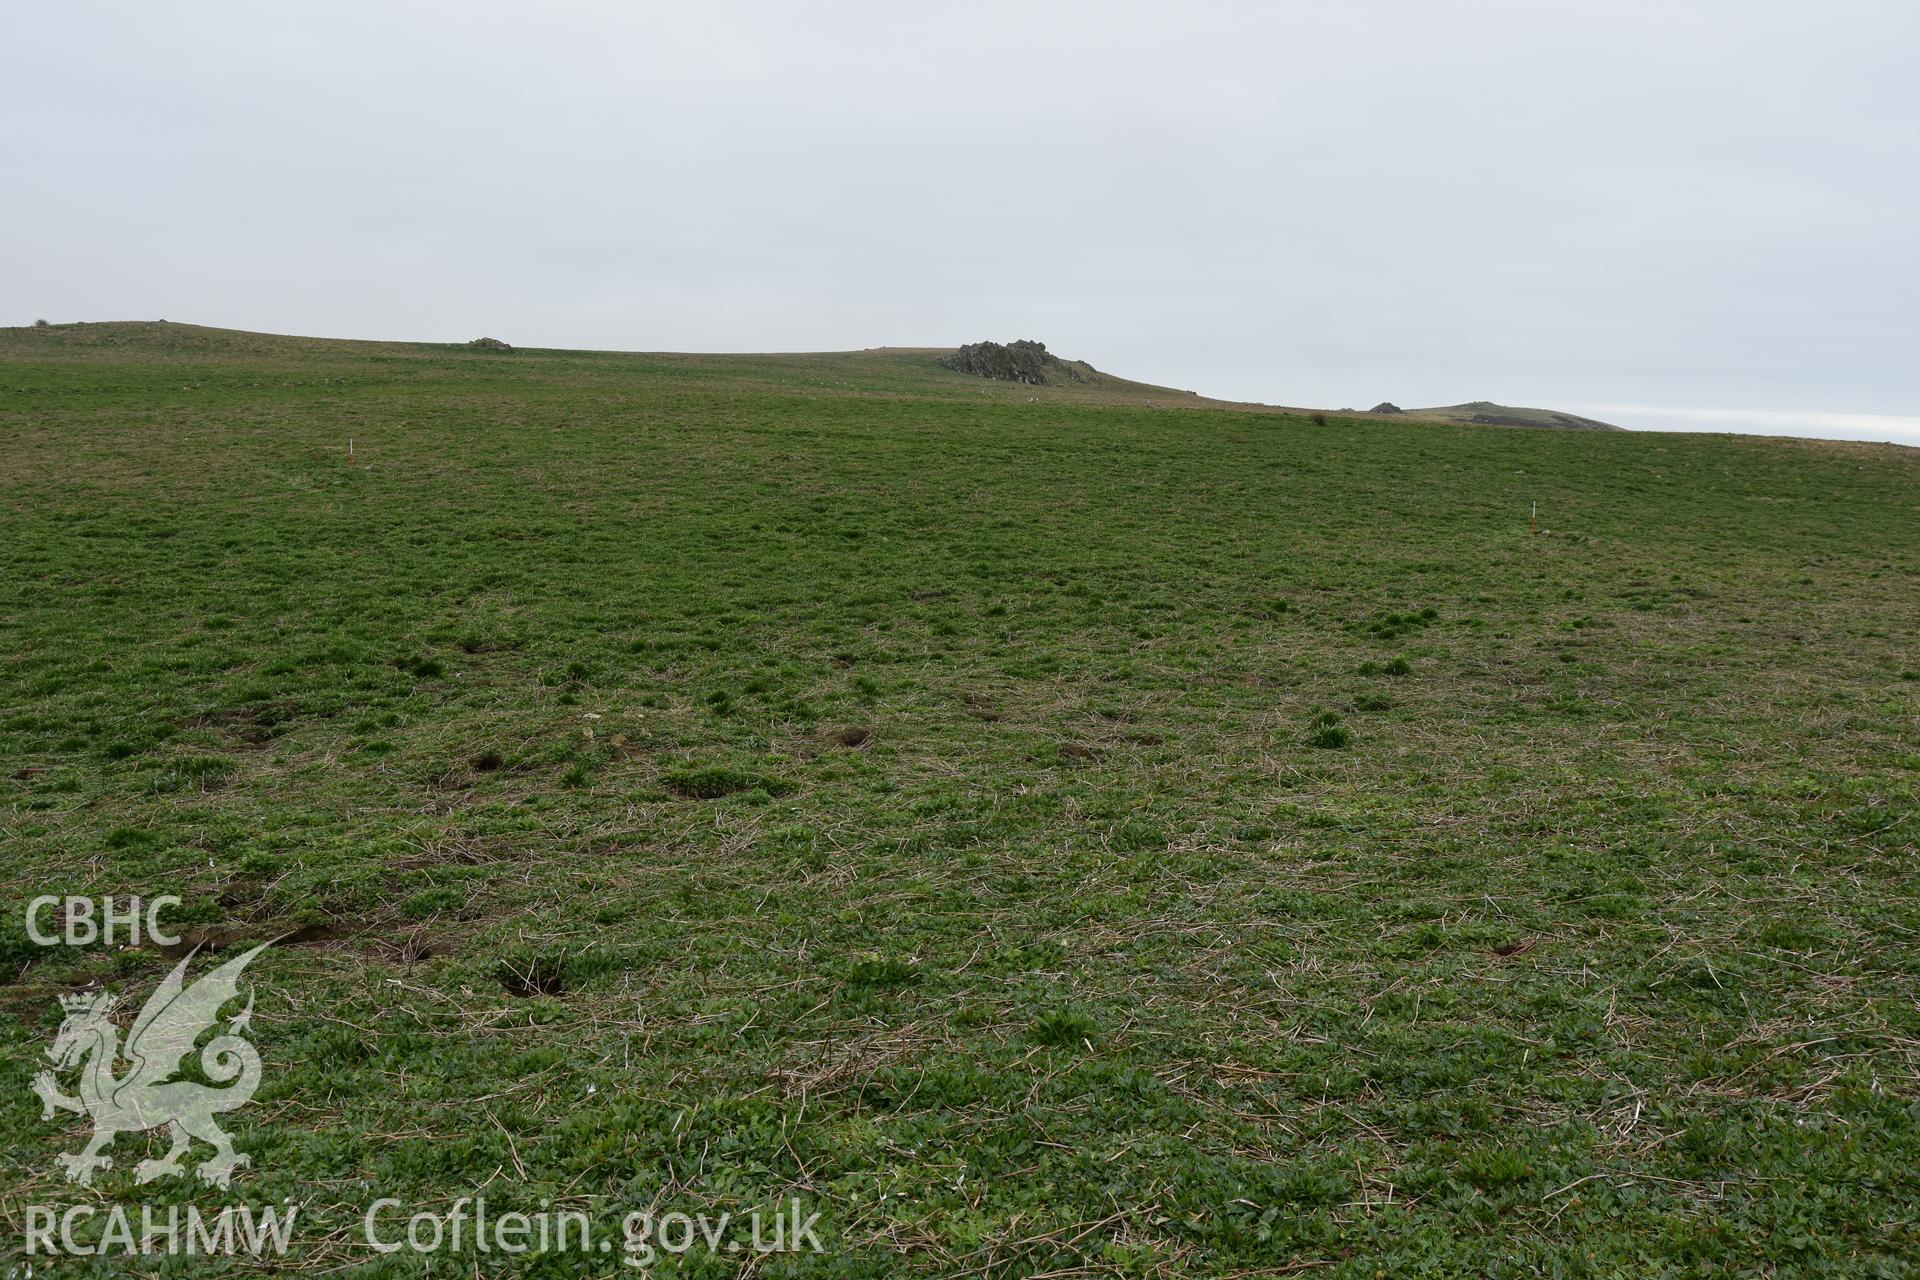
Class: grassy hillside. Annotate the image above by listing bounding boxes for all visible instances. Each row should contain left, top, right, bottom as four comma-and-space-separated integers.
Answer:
2, 322, 1918, 1276
1404, 402, 1625, 431
0, 322, 1226, 411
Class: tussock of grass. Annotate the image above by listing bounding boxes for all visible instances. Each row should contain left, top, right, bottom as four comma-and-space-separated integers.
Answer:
1306, 710, 1352, 749
1028, 1007, 1100, 1049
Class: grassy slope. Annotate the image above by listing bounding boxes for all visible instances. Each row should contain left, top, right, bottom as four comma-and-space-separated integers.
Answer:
1, 322, 1918, 1277
1404, 403, 1625, 432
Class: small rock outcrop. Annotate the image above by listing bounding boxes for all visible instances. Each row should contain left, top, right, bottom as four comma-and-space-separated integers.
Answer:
1370, 402, 1403, 414
942, 339, 1084, 386
468, 336, 512, 352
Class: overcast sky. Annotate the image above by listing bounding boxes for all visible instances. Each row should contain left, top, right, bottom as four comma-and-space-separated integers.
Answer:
9, 2, 1919, 443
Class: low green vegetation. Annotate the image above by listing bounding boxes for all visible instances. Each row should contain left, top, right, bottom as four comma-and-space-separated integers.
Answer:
1, 322, 1917, 1275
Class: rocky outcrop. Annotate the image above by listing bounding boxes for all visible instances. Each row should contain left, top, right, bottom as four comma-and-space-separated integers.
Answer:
1370, 402, 1403, 414
942, 339, 1084, 386
468, 336, 512, 352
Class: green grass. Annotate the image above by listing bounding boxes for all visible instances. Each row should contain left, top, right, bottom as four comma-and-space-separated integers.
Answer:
2, 321, 1919, 1276
1397, 402, 1624, 431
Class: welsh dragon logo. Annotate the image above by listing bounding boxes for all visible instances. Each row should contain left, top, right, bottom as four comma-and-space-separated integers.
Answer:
33, 941, 270, 1187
